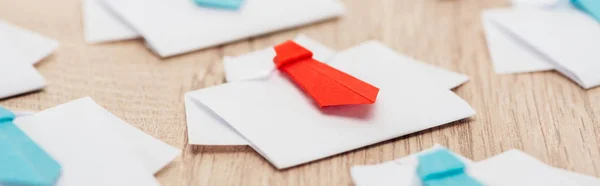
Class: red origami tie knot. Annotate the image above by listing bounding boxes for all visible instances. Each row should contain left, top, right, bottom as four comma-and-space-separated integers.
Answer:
273, 40, 380, 108
273, 40, 314, 68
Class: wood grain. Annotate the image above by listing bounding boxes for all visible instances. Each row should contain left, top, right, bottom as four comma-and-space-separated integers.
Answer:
2, 0, 600, 185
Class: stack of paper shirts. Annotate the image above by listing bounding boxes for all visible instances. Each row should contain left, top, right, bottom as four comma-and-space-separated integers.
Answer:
351, 144, 600, 186
0, 20, 58, 99
184, 35, 475, 169
482, 0, 600, 89
83, 0, 346, 57
1, 98, 180, 185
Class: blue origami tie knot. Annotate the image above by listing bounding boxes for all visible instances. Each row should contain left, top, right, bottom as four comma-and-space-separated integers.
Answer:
572, 0, 600, 23
417, 148, 483, 186
0, 107, 15, 123
193, 0, 245, 10
0, 106, 61, 186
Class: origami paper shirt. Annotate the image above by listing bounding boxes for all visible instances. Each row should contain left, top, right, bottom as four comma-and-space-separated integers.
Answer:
185, 37, 474, 169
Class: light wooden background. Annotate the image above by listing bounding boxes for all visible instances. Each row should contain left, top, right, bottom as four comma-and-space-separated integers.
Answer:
2, 0, 600, 185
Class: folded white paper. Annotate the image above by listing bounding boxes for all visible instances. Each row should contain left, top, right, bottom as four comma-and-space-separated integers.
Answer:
482, 11, 554, 74
13, 97, 180, 186
0, 20, 58, 99
185, 40, 474, 169
471, 150, 600, 186
334, 41, 470, 90
483, 9, 600, 89
351, 146, 600, 186
0, 19, 58, 65
100, 0, 345, 57
0, 63, 45, 99
483, 0, 573, 74
83, 0, 140, 43
351, 145, 473, 186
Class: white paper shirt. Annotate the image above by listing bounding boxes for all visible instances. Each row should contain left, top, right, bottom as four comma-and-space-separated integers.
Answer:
185, 40, 474, 169
187, 39, 470, 146
100, 0, 345, 57
13, 97, 180, 186
486, 9, 600, 89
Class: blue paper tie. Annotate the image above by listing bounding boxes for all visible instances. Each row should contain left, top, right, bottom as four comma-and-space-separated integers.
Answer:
0, 107, 61, 186
417, 148, 483, 186
193, 0, 245, 10
572, 0, 600, 23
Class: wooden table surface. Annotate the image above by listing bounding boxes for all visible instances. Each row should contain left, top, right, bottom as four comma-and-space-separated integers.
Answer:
2, 0, 600, 185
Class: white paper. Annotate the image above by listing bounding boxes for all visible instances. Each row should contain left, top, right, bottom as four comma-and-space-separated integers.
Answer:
185, 40, 475, 169
351, 145, 474, 186
471, 150, 600, 186
334, 41, 470, 90
0, 63, 45, 99
83, 0, 140, 43
223, 35, 337, 82
0, 19, 58, 65
488, 9, 600, 89
100, 0, 345, 57
482, 10, 554, 74
511, 0, 560, 7
13, 97, 180, 186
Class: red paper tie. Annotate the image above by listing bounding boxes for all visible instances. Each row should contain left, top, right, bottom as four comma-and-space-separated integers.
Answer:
273, 40, 380, 107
